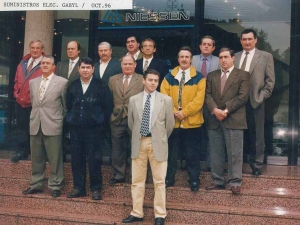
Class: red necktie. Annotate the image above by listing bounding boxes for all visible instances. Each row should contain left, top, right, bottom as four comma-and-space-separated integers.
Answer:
201, 58, 207, 77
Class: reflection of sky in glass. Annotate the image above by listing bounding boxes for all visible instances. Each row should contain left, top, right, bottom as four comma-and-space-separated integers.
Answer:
204, 0, 290, 22
204, 0, 291, 53
132, 0, 195, 15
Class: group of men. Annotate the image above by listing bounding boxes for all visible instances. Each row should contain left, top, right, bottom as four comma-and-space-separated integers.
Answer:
11, 29, 274, 225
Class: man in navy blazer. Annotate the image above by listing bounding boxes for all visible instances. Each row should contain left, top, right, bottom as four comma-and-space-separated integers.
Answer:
66, 57, 113, 200
135, 38, 169, 90
192, 36, 220, 171
93, 42, 122, 85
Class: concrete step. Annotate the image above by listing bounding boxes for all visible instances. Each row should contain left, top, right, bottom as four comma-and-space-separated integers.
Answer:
1, 159, 300, 192
1, 191, 300, 224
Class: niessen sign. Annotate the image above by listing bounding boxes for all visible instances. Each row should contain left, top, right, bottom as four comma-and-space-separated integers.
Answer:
0, 0, 133, 11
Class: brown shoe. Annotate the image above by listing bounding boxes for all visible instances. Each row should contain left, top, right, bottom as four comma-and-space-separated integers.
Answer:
205, 184, 225, 190
231, 186, 241, 194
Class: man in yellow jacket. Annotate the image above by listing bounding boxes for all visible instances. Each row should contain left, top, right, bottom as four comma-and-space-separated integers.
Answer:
160, 46, 206, 192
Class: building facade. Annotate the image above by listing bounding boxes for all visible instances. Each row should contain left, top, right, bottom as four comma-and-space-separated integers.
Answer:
0, 0, 300, 164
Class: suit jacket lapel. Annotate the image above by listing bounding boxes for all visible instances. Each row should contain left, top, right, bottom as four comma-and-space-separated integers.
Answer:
102, 61, 112, 83
151, 93, 162, 129
116, 74, 124, 93
34, 77, 42, 105
68, 61, 79, 82
41, 75, 57, 103
125, 73, 140, 94
249, 49, 260, 74
214, 71, 221, 96
221, 68, 238, 97
136, 93, 144, 122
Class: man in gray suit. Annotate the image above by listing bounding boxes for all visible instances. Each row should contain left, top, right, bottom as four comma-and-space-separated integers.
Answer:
93, 42, 122, 85
192, 35, 220, 171
205, 48, 250, 194
22, 56, 68, 198
56, 40, 81, 85
234, 29, 275, 177
123, 69, 174, 225
108, 55, 144, 184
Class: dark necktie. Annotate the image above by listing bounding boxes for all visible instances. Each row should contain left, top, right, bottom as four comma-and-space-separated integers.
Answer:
201, 58, 207, 77
140, 94, 151, 136
240, 52, 249, 71
220, 70, 228, 94
68, 61, 74, 77
178, 71, 185, 109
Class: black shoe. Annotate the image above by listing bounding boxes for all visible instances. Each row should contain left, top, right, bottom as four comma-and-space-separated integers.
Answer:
92, 190, 102, 200
165, 180, 175, 188
11, 154, 28, 163
206, 167, 211, 172
189, 181, 200, 192
67, 189, 86, 198
155, 217, 165, 225
252, 168, 261, 177
109, 178, 125, 185
122, 215, 143, 223
22, 187, 42, 195
51, 190, 61, 198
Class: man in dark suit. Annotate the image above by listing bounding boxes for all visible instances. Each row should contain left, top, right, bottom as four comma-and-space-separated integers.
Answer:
135, 38, 169, 90
126, 36, 143, 60
56, 40, 81, 85
22, 56, 67, 198
66, 57, 113, 200
11, 40, 44, 163
234, 29, 275, 177
56, 40, 81, 161
122, 69, 174, 225
93, 41, 122, 85
205, 48, 250, 194
108, 55, 144, 184
192, 35, 220, 171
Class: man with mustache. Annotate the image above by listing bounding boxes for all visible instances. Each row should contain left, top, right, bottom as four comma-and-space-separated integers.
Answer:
160, 46, 206, 192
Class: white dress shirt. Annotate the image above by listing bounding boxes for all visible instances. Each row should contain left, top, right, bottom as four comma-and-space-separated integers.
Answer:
81, 77, 92, 94
238, 48, 255, 72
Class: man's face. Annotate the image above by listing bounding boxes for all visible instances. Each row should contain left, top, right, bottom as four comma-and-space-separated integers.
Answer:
143, 73, 159, 93
200, 38, 215, 57
219, 51, 235, 70
67, 41, 80, 60
126, 37, 140, 54
141, 40, 156, 58
121, 56, 136, 76
98, 44, 112, 63
240, 32, 257, 52
30, 42, 43, 59
178, 50, 192, 70
78, 62, 94, 81
41, 58, 54, 76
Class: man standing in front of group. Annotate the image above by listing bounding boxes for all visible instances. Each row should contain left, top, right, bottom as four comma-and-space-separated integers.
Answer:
11, 40, 44, 163
160, 46, 206, 192
66, 57, 112, 200
108, 55, 144, 184
123, 69, 174, 225
205, 48, 250, 194
22, 56, 67, 198
192, 35, 220, 171
94, 42, 122, 85
234, 29, 275, 177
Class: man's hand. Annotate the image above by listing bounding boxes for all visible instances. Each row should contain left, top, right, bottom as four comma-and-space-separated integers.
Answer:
212, 108, 227, 121
174, 111, 185, 121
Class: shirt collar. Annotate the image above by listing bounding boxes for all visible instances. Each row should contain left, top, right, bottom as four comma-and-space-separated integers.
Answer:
143, 90, 156, 97
70, 57, 79, 64
242, 48, 256, 55
123, 74, 133, 78
221, 65, 234, 74
200, 54, 212, 61
81, 76, 93, 84
100, 58, 111, 64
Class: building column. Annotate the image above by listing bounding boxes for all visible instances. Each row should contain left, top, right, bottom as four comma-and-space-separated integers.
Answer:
23, 11, 54, 55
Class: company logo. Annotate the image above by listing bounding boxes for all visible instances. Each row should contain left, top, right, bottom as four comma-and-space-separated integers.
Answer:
126, 11, 190, 22
103, 10, 123, 23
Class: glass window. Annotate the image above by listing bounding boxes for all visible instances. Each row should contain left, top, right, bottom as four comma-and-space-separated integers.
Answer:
204, 0, 291, 163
